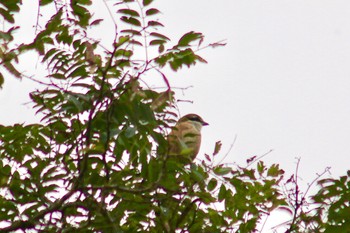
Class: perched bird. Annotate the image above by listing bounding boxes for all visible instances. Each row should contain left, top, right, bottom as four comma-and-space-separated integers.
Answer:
168, 113, 209, 163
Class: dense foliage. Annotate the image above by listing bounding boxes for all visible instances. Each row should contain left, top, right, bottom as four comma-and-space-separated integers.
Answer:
0, 0, 349, 232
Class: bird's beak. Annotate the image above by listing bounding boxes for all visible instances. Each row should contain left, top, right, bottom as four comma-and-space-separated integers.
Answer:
202, 121, 209, 126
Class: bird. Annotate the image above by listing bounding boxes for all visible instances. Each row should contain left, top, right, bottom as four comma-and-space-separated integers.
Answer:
167, 113, 209, 163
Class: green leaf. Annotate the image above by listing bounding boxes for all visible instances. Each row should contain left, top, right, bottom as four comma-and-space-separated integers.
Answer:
207, 178, 218, 191
213, 166, 231, 176
125, 126, 136, 138
0, 7, 15, 23
40, 0, 54, 5
115, 36, 131, 48
147, 20, 164, 27
150, 32, 170, 41
90, 18, 103, 26
71, 4, 91, 27
267, 164, 283, 177
177, 31, 203, 47
192, 168, 205, 183
3, 61, 21, 78
49, 73, 66, 80
77, 0, 92, 5
0, 30, 13, 41
145, 8, 160, 16
0, 72, 3, 88
121, 16, 141, 27
68, 65, 87, 78
65, 94, 84, 112
121, 29, 142, 36
42, 48, 59, 63
56, 27, 73, 45
143, 0, 153, 6
117, 9, 140, 17
0, 196, 17, 220
158, 43, 165, 53
213, 141, 222, 156
198, 192, 216, 204
257, 161, 265, 175
218, 184, 226, 201
149, 39, 167, 46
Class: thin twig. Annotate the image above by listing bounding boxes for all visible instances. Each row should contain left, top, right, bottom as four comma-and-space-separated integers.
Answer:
302, 166, 331, 200
216, 135, 237, 166
245, 149, 274, 169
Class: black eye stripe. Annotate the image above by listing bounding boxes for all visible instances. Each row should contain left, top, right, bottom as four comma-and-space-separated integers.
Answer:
188, 116, 200, 122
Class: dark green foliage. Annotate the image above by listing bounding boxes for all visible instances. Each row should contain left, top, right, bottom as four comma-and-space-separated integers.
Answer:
0, 0, 21, 23
289, 171, 350, 232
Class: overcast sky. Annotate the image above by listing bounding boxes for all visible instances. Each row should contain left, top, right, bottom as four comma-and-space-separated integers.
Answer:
158, 2, 350, 230
1, 1, 350, 231
156, 0, 350, 179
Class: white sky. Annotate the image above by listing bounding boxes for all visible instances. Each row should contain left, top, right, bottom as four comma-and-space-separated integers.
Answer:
1, 1, 350, 231
157, 0, 350, 178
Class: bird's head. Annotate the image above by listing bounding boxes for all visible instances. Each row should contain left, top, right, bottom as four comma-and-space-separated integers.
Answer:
178, 113, 209, 131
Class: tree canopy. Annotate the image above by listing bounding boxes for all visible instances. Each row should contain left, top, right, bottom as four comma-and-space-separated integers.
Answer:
0, 0, 349, 232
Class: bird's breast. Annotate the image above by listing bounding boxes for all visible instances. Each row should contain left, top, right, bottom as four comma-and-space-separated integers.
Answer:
168, 122, 202, 160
